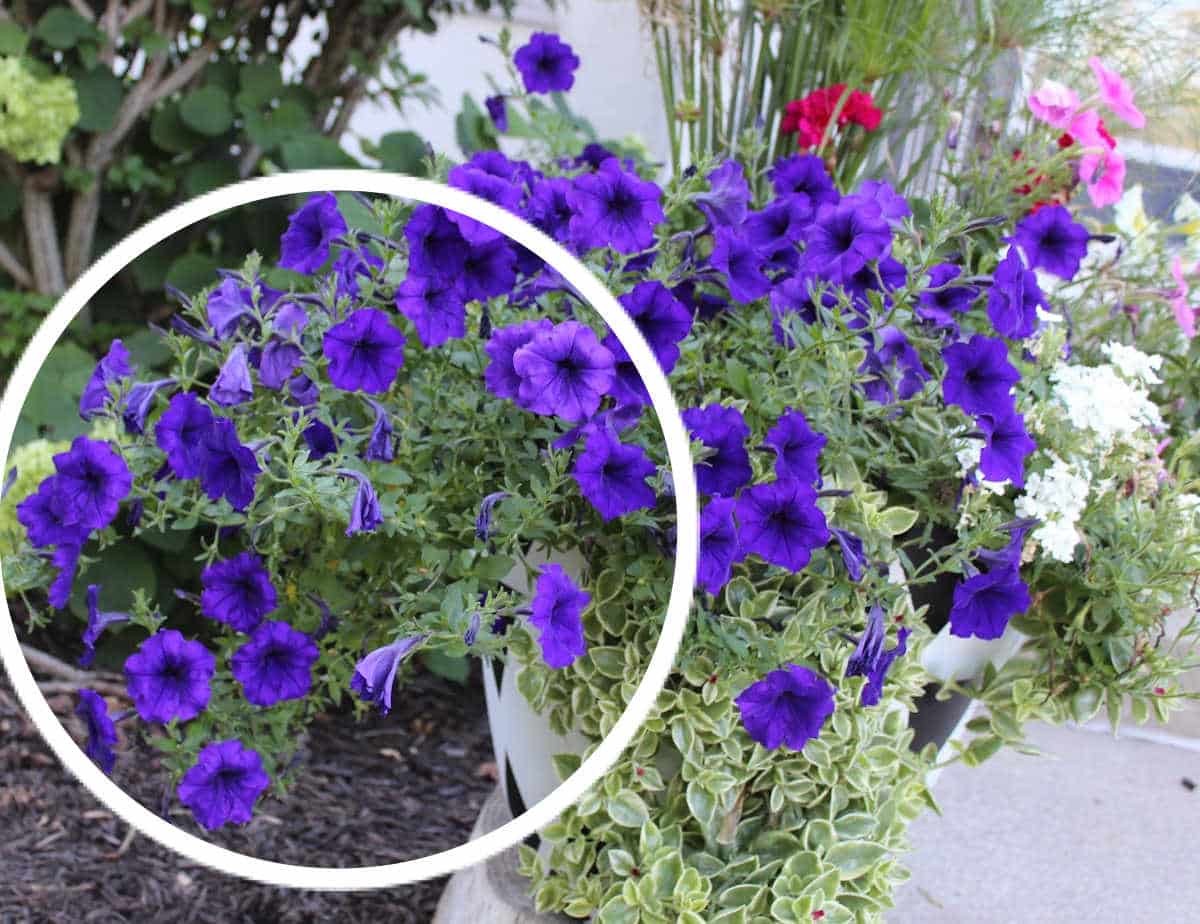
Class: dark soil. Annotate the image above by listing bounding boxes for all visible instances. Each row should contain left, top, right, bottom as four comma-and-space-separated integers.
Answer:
0, 660, 498, 923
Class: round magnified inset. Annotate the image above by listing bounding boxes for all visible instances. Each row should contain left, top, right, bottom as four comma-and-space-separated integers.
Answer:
0, 171, 698, 890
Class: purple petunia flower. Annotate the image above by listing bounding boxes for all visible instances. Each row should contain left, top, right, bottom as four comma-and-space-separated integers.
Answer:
75, 688, 118, 775
323, 308, 406, 394
831, 528, 868, 581
272, 301, 309, 337
768, 154, 840, 209
51, 438, 132, 531
844, 255, 907, 310
79, 340, 133, 420
200, 551, 277, 633
735, 663, 836, 751
710, 226, 772, 303
617, 280, 693, 359
121, 378, 175, 435
80, 584, 130, 668
526, 176, 575, 244
844, 603, 910, 706
446, 165, 524, 245
512, 321, 615, 422
48, 543, 82, 610
683, 405, 753, 498
691, 160, 751, 228
848, 179, 911, 225
124, 629, 215, 723
210, 344, 254, 407
918, 263, 979, 330
279, 192, 347, 274
485, 94, 508, 132
338, 468, 383, 536
364, 398, 394, 463
205, 278, 251, 339
258, 340, 303, 390
301, 416, 338, 460
763, 409, 826, 484
514, 32, 580, 94
860, 325, 931, 404
769, 273, 825, 346
977, 408, 1037, 487
987, 248, 1046, 340
396, 274, 467, 348
602, 334, 652, 408
529, 563, 589, 669
475, 491, 510, 542
287, 373, 319, 407
484, 319, 554, 402
405, 205, 470, 283
332, 246, 383, 303
1011, 204, 1089, 281
941, 334, 1020, 418
231, 620, 320, 707
735, 478, 830, 573
177, 739, 270, 830
949, 564, 1031, 640
460, 237, 517, 302
351, 633, 430, 715
698, 496, 738, 595
572, 427, 657, 521
17, 478, 85, 549
199, 417, 260, 511
804, 198, 892, 282
745, 197, 811, 268
156, 392, 215, 479
568, 159, 665, 255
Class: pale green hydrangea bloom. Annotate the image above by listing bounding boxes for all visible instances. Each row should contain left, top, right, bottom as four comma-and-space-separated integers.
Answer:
0, 57, 80, 165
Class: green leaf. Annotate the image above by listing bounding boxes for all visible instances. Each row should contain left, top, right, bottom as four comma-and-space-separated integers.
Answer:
149, 103, 202, 154
180, 86, 233, 136
67, 541, 159, 619
607, 789, 650, 827
371, 131, 429, 175
73, 68, 123, 133
0, 22, 30, 56
420, 649, 470, 684
36, 7, 96, 50
242, 100, 311, 151
237, 61, 284, 108
183, 160, 239, 197
878, 506, 919, 536
280, 135, 358, 170
18, 340, 94, 440
165, 252, 220, 295
454, 94, 498, 155
823, 840, 888, 880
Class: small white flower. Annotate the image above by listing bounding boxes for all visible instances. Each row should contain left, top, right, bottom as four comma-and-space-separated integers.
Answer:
1035, 518, 1083, 563
1100, 341, 1163, 386
1049, 363, 1163, 449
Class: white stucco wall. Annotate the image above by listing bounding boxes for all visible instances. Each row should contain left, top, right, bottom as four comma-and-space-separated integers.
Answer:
337, 2, 668, 164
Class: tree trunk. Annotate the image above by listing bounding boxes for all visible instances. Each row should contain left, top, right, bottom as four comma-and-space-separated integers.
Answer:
21, 173, 65, 296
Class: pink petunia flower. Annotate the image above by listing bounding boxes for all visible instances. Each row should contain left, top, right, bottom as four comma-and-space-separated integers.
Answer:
1069, 110, 1126, 207
1169, 256, 1198, 338
1027, 79, 1080, 129
1088, 57, 1146, 129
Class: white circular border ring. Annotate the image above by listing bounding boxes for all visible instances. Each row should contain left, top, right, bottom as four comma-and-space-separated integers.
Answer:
0, 170, 699, 890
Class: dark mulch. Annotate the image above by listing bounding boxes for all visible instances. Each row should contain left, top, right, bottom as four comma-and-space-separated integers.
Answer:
0, 661, 498, 923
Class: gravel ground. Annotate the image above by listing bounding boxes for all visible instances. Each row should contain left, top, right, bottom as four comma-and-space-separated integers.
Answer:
0, 661, 498, 923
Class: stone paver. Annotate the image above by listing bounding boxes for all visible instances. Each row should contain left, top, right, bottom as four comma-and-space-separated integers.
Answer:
891, 722, 1200, 923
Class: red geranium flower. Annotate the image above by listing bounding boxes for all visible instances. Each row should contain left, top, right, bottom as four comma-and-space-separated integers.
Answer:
781, 84, 882, 149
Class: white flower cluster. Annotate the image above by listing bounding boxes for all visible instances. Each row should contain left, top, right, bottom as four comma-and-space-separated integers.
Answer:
1015, 456, 1092, 563
1100, 341, 1163, 386
1049, 362, 1163, 450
